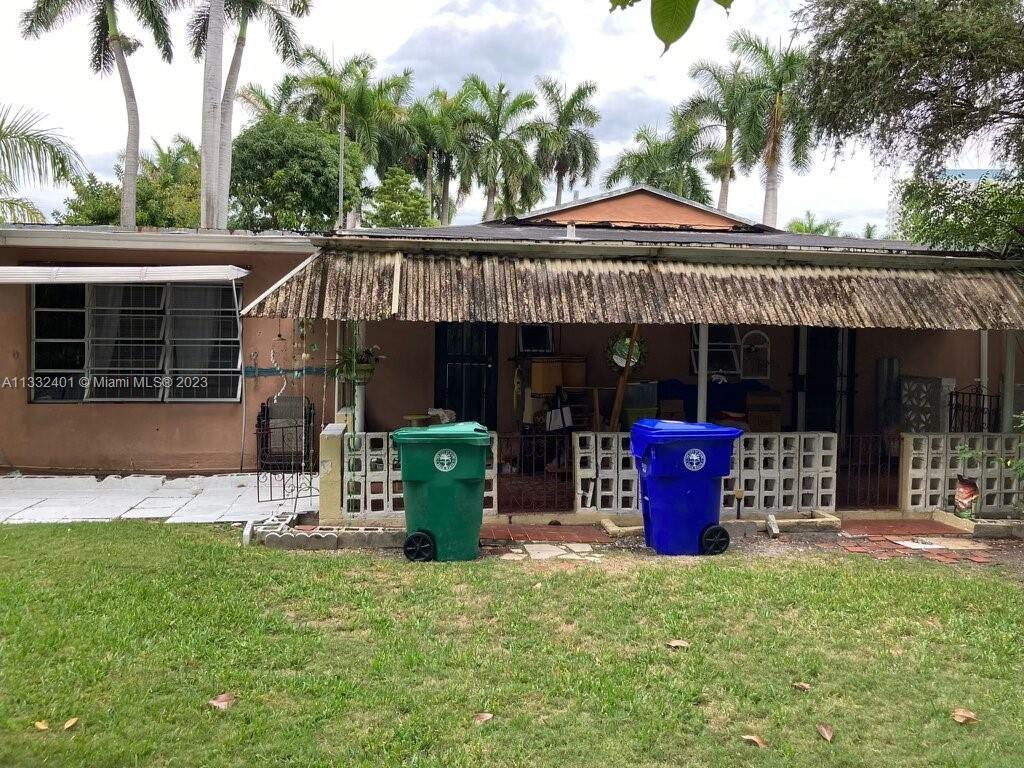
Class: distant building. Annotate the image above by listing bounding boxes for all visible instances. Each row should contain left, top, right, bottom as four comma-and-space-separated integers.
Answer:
887, 168, 1003, 237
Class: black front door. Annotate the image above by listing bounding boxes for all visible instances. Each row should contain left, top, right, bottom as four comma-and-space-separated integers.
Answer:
804, 328, 840, 431
435, 323, 498, 428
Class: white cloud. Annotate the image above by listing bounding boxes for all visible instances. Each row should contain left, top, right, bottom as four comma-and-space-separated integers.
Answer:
2, 0, 896, 231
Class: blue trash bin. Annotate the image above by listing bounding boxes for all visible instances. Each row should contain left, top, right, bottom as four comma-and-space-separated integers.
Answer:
630, 419, 742, 556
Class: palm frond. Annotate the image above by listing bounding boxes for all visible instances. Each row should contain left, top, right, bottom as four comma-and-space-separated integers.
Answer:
126, 0, 174, 62
0, 104, 84, 187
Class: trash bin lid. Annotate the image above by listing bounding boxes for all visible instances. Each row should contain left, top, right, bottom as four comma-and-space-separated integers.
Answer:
631, 418, 742, 442
392, 421, 492, 445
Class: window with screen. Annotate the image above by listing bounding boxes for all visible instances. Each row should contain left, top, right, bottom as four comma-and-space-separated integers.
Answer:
31, 282, 242, 402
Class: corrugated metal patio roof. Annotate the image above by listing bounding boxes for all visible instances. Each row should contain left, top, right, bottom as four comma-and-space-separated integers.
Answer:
243, 250, 1024, 330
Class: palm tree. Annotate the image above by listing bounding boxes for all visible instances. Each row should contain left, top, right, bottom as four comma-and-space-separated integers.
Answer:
679, 59, 749, 211
0, 105, 82, 223
237, 75, 303, 119
786, 210, 841, 236
409, 86, 477, 224
493, 156, 544, 220
188, 0, 311, 229
534, 77, 600, 207
21, 0, 174, 229
463, 76, 541, 221
296, 49, 415, 175
603, 110, 713, 204
730, 30, 811, 228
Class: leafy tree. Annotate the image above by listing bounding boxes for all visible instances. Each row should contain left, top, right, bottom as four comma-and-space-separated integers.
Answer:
21, 0, 175, 229
862, 222, 878, 240
494, 160, 544, 219
785, 210, 841, 236
0, 105, 82, 223
229, 115, 363, 231
897, 173, 1024, 254
296, 49, 415, 176
798, 0, 1024, 170
464, 75, 541, 221
55, 136, 200, 227
188, 0, 312, 229
534, 77, 600, 207
603, 110, 713, 204
731, 31, 811, 227
408, 86, 477, 224
365, 166, 437, 228
609, 0, 736, 51
679, 60, 749, 211
237, 74, 304, 119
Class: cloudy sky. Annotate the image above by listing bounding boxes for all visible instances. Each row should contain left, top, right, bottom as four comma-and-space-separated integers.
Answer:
2, 0, 917, 231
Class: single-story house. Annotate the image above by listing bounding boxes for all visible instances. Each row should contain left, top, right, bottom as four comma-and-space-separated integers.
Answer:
3, 186, 1023, 521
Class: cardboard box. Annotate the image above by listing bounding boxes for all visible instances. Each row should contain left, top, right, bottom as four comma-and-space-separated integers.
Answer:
659, 399, 686, 420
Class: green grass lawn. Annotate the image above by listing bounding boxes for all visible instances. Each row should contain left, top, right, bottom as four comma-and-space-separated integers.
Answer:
1, 524, 1022, 767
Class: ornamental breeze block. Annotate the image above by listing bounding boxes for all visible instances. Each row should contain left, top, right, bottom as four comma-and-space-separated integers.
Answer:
342, 430, 498, 518
573, 432, 637, 513
900, 433, 1023, 517
722, 432, 836, 517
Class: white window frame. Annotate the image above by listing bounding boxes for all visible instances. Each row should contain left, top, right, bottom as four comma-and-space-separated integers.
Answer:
740, 330, 771, 380
30, 281, 242, 403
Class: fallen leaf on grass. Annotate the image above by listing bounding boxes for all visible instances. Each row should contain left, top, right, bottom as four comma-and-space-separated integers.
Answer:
208, 693, 236, 711
792, 682, 812, 692
666, 639, 690, 649
62, 718, 79, 731
817, 723, 834, 742
33, 721, 49, 732
741, 734, 767, 748
472, 712, 493, 725
952, 708, 979, 724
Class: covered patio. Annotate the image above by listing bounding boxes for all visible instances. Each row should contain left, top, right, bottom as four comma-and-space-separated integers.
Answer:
242, 222, 1024, 523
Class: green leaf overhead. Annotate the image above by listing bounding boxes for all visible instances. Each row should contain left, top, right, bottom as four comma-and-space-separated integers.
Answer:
651, 0, 699, 51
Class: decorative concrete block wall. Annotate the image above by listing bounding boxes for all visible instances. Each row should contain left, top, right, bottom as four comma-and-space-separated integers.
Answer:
899, 433, 1022, 517
572, 430, 835, 517
573, 432, 637, 514
341, 430, 498, 518
722, 432, 837, 518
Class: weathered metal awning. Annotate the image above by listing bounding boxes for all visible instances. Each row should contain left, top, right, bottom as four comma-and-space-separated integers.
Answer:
0, 265, 249, 283
241, 250, 1024, 330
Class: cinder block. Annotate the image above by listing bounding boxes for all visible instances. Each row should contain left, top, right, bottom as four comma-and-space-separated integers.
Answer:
366, 432, 389, 456
573, 431, 595, 455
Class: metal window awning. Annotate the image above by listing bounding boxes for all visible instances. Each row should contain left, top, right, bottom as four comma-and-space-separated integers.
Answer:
0, 265, 249, 284
241, 250, 1024, 331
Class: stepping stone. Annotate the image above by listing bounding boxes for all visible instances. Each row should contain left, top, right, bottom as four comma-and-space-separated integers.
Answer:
523, 543, 566, 560
500, 553, 527, 561
565, 543, 593, 553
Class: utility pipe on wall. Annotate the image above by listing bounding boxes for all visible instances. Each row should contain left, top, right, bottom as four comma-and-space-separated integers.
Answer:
697, 323, 709, 422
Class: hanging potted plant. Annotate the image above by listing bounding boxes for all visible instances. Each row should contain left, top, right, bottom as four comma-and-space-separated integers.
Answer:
330, 345, 385, 384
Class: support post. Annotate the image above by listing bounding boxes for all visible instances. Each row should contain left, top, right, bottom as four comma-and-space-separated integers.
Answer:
354, 320, 366, 432
697, 323, 709, 422
333, 319, 342, 421
1002, 330, 1017, 432
797, 326, 808, 431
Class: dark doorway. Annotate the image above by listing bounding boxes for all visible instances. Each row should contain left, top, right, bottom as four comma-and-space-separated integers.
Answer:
434, 323, 498, 428
804, 328, 840, 431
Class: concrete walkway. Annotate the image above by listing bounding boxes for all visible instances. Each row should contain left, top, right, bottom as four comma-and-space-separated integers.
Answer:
0, 474, 315, 525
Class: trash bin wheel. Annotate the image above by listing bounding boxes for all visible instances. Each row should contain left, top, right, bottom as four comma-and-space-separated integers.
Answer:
404, 531, 436, 562
700, 525, 730, 556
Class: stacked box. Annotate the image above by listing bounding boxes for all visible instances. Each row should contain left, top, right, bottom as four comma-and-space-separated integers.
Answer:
596, 433, 620, 512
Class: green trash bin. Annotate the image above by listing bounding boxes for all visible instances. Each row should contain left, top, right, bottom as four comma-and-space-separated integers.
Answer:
391, 421, 492, 562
